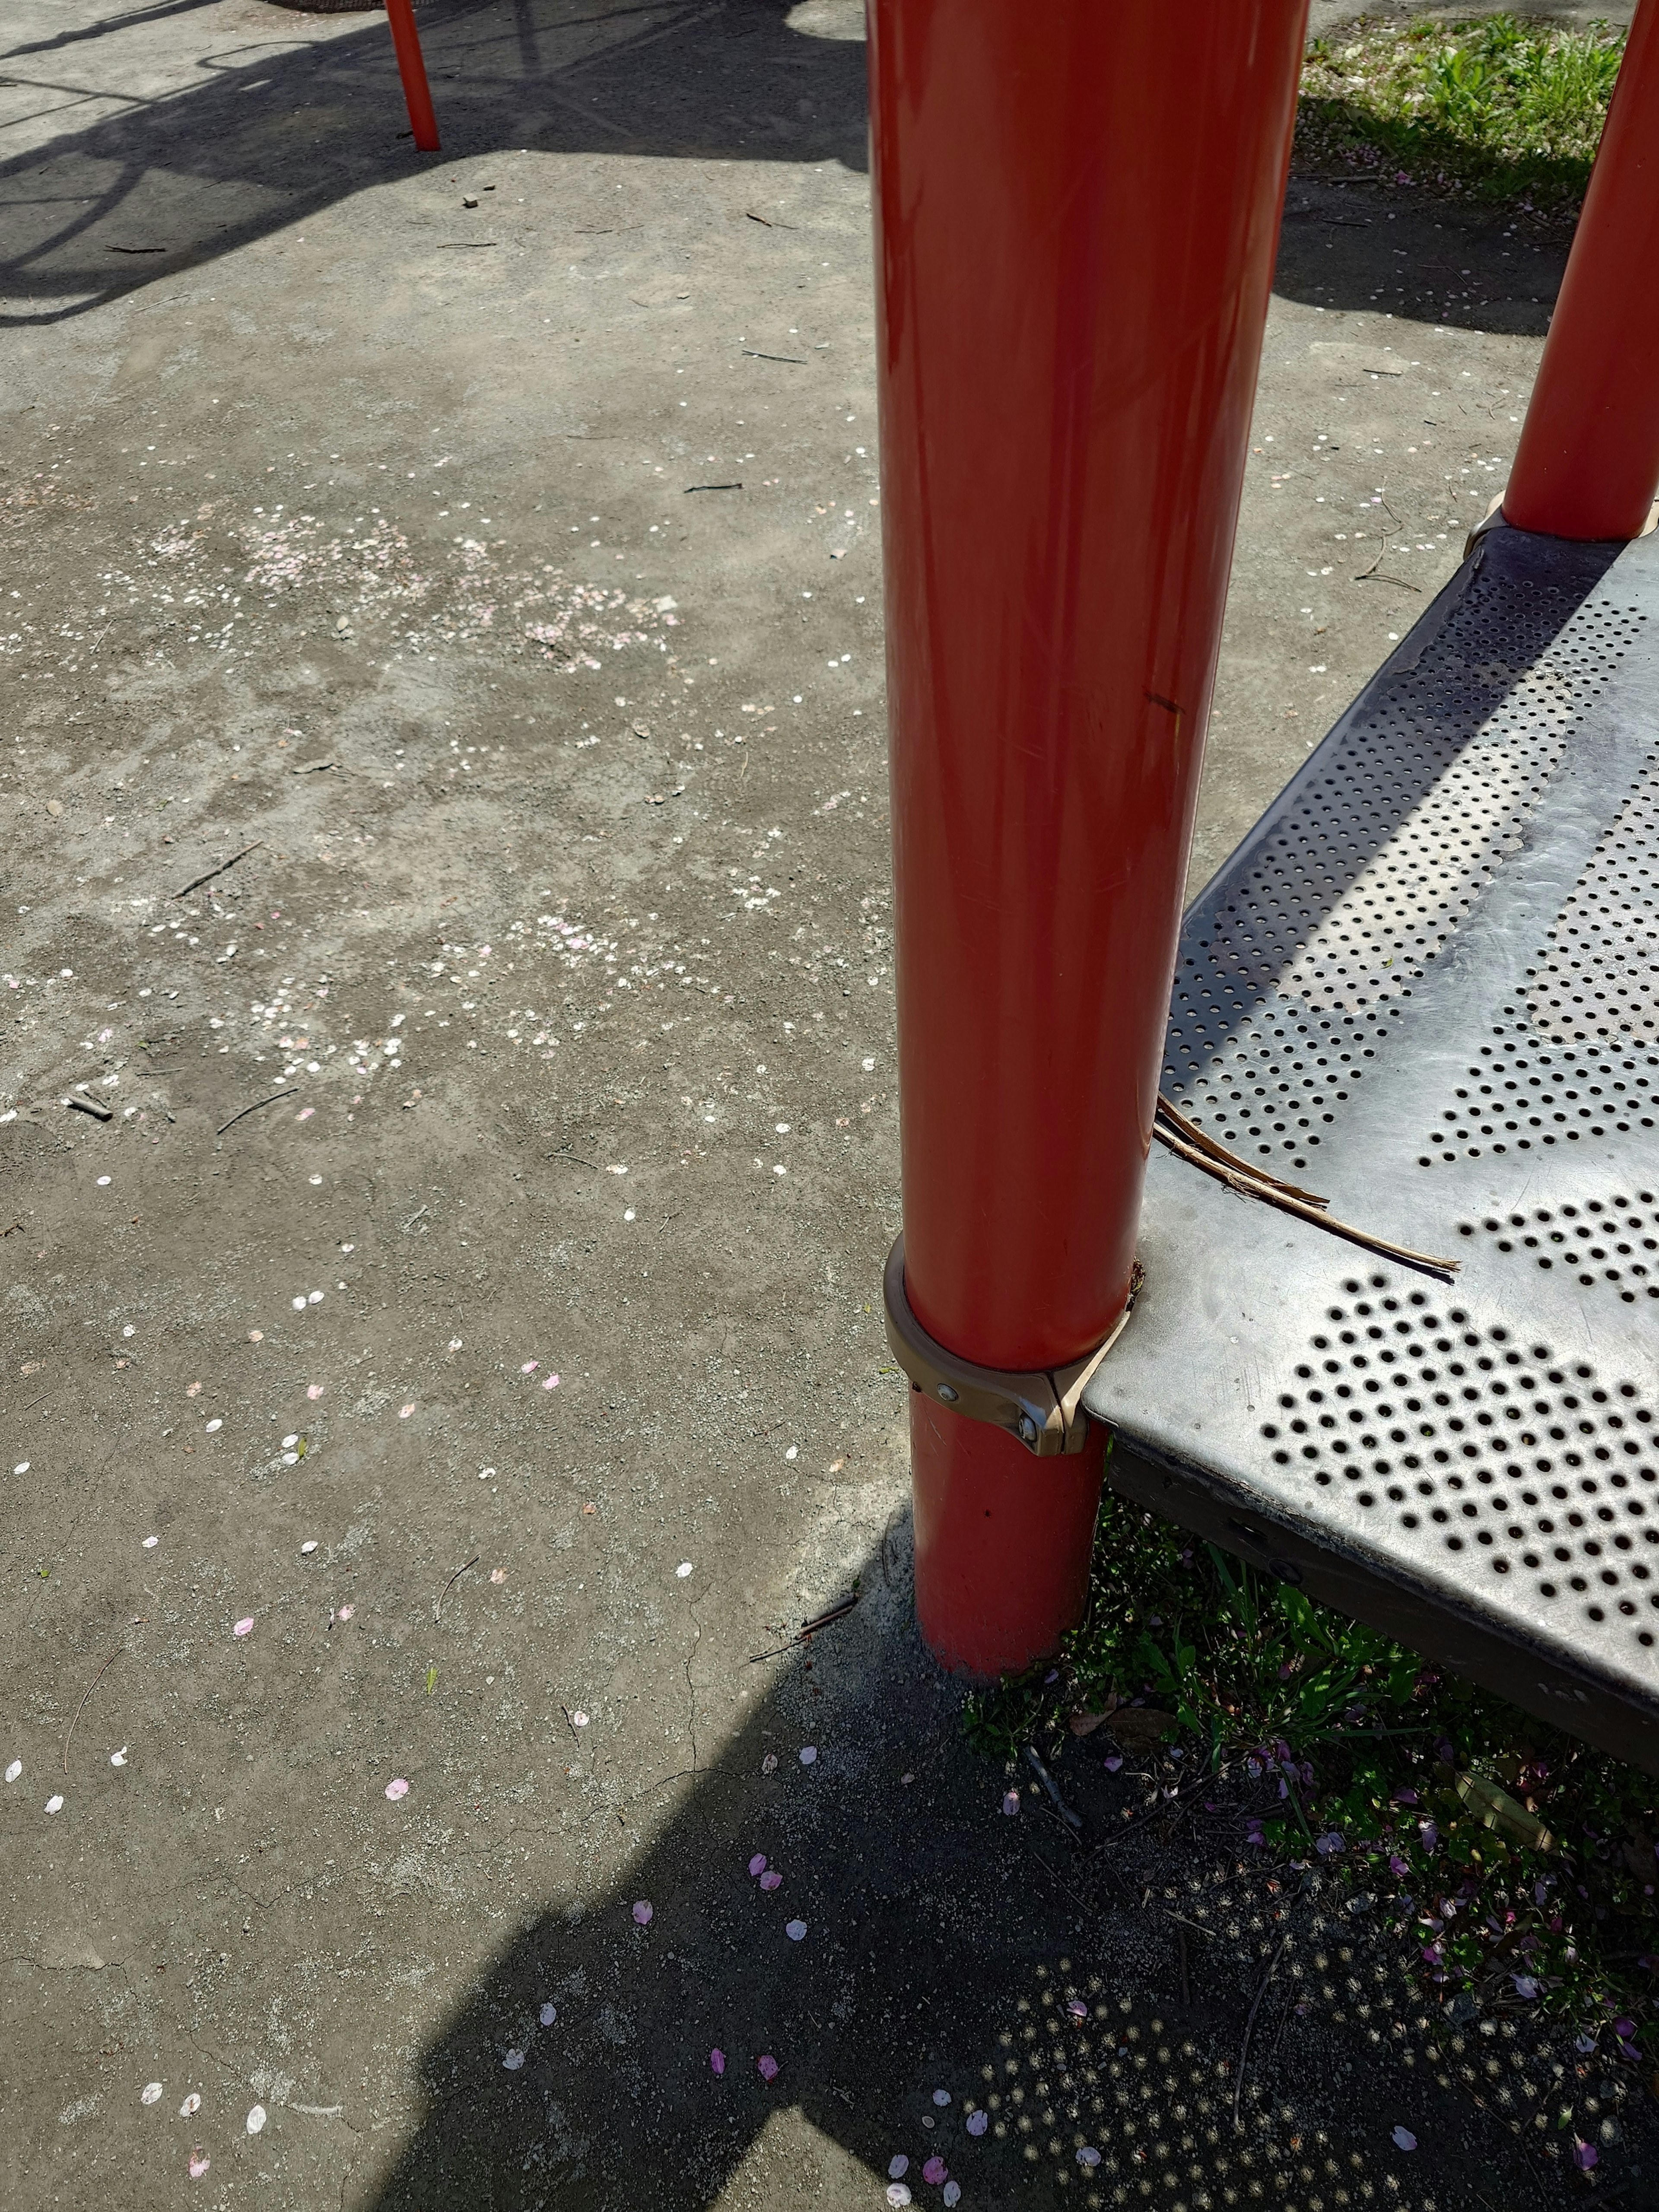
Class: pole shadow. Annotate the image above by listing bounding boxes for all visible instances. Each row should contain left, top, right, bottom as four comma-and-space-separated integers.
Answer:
0, 0, 869, 325
361, 1521, 1588, 2211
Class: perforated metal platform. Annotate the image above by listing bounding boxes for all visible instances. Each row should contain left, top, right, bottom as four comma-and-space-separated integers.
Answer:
1087, 523, 1659, 1773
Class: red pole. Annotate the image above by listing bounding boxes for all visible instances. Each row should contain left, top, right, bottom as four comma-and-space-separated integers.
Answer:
1504, 0, 1659, 540
870, 0, 1309, 1676
385, 0, 440, 153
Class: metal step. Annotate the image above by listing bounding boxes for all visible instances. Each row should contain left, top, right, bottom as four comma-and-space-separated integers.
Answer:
1088, 522, 1659, 1773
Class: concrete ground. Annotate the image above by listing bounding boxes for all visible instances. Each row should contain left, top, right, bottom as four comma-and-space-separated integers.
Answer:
2, 3, 1651, 2207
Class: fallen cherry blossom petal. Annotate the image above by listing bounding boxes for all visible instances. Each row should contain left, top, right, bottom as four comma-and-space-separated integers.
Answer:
399, 1404, 415, 1418
4, 1760, 20, 1784
923, 2157, 948, 2185
761, 1753, 778, 1774
676, 1561, 694, 1578
887, 2187, 912, 2209
888, 2155, 910, 2178
307, 1385, 324, 1401
709, 2048, 725, 2076
1573, 2140, 1599, 2173
232, 1618, 254, 1638
543, 1374, 559, 1389
1391, 2127, 1417, 2152
1002, 1790, 1020, 1816
300, 1540, 318, 1555
748, 1853, 768, 1877
1102, 1755, 1123, 1772
1076, 2146, 1101, 2169
188, 2149, 210, 2180
489, 1567, 507, 1585
760, 1870, 782, 1892
756, 2054, 779, 2082
337, 1604, 353, 1621
943, 2185, 961, 2208
180, 2093, 201, 2117
521, 1362, 539, 1374
632, 1900, 653, 1926
141, 2082, 163, 2106
540, 2003, 556, 2027
143, 1535, 159, 1549
503, 2050, 525, 2071
1067, 1999, 1087, 2020
966, 2111, 989, 2138
570, 1711, 589, 1728
44, 1794, 63, 1815
785, 1920, 807, 1941
385, 1778, 410, 1801
246, 2104, 266, 2134
798, 1745, 817, 1765
932, 2088, 951, 2106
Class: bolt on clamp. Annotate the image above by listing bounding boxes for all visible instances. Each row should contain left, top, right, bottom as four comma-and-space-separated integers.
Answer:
881, 1234, 1137, 1458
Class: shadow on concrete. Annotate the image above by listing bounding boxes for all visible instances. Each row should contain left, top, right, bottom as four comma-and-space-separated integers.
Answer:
358, 1523, 1563, 2212
0, 0, 869, 325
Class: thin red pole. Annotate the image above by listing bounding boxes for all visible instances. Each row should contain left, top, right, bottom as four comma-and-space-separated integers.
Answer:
385, 0, 440, 153
1504, 0, 1659, 540
869, 0, 1309, 1676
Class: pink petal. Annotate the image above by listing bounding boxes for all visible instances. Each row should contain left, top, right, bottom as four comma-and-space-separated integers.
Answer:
966, 2111, 989, 2138
522, 1362, 539, 1374
337, 1604, 353, 1621
922, 2158, 948, 2186
943, 2187, 961, 2209
1076, 2147, 1101, 2169
399, 1403, 415, 1418
1002, 1789, 1020, 1815
188, 2150, 211, 2180
748, 1853, 767, 1877
232, 1617, 254, 1638
1392, 2127, 1417, 2152
385, 1777, 410, 1801
756, 2054, 779, 2082
888, 2155, 909, 2178
709, 2048, 725, 2076
785, 1919, 807, 1941
543, 1374, 559, 1389
759, 1869, 782, 1891
1067, 1999, 1087, 2020
632, 1900, 653, 1926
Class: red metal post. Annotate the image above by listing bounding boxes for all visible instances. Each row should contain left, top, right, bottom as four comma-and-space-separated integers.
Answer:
869, 0, 1309, 1675
1504, 0, 1659, 540
385, 0, 441, 153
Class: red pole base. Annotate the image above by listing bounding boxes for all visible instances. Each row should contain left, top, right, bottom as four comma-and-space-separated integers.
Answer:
385, 0, 440, 153
910, 1394, 1105, 1679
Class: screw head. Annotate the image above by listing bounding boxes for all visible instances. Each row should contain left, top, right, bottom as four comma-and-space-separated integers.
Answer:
937, 1383, 958, 1403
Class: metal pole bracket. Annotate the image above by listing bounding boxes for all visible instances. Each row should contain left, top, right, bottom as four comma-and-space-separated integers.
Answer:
882, 1234, 1136, 1457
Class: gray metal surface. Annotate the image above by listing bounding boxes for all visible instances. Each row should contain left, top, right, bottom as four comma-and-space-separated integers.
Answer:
1087, 524, 1659, 1770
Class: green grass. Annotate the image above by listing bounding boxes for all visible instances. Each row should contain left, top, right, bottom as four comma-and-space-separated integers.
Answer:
1296, 14, 1627, 213
966, 1484, 1658, 2054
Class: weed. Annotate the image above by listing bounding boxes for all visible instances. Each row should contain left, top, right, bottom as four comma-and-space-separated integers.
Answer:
966, 1488, 1658, 2049
1297, 15, 1626, 212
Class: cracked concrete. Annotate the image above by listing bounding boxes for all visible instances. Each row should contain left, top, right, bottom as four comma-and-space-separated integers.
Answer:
3, 0, 1653, 2206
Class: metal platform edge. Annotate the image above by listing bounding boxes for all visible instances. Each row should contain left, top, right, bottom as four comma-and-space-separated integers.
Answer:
1089, 523, 1659, 1778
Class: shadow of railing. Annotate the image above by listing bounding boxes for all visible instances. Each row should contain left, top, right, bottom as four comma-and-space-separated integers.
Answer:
0, 0, 869, 324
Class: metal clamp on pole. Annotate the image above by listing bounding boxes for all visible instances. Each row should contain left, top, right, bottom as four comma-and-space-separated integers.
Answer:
882, 1235, 1134, 1458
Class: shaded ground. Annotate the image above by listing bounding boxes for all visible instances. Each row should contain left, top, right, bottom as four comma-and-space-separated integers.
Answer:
3, 2, 1653, 2206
